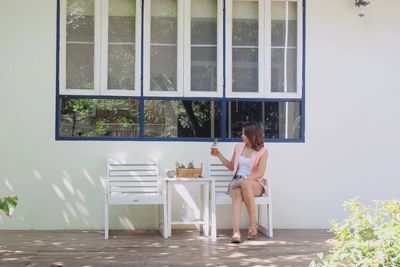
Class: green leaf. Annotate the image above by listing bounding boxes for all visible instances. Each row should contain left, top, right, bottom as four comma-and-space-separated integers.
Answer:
0, 196, 18, 217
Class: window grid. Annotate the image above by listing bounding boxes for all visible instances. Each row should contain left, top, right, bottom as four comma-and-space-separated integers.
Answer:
56, 0, 305, 142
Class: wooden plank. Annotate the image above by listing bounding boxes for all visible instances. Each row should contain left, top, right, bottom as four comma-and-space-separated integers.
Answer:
0, 230, 332, 267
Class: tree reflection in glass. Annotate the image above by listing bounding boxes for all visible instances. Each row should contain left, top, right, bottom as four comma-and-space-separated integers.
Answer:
66, 0, 95, 90
150, 0, 178, 91
144, 100, 221, 137
232, 0, 258, 92
60, 97, 140, 137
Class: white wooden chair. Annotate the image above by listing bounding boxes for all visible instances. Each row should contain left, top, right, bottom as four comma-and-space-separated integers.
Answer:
105, 159, 168, 239
209, 157, 273, 241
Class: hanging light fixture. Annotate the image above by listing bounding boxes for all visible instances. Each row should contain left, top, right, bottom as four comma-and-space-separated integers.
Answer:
355, 0, 370, 17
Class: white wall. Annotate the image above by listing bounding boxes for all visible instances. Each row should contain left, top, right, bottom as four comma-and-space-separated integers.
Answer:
1, 0, 400, 230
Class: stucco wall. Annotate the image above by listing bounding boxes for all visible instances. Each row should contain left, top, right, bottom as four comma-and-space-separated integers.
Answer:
1, 0, 400, 230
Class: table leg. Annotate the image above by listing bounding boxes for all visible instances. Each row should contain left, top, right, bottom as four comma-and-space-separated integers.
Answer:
167, 181, 172, 237
204, 182, 209, 237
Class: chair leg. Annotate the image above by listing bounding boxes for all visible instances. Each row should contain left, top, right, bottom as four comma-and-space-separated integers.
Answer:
104, 203, 109, 240
267, 203, 273, 238
211, 182, 217, 241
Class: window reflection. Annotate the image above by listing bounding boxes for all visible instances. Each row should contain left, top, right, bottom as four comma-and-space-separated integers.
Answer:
66, 0, 95, 90
150, 0, 178, 92
144, 100, 221, 138
227, 101, 301, 139
191, 0, 217, 92
108, 0, 136, 90
232, 0, 259, 93
60, 97, 140, 137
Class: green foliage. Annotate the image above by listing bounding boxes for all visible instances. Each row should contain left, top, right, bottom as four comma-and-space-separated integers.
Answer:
61, 98, 139, 137
310, 198, 400, 267
175, 161, 197, 169
0, 196, 18, 217
187, 161, 195, 169
175, 162, 186, 169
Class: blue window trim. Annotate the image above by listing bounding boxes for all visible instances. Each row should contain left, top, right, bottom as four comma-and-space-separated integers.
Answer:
55, 0, 306, 143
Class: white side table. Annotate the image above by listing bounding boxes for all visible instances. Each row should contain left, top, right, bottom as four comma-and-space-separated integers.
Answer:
166, 177, 213, 238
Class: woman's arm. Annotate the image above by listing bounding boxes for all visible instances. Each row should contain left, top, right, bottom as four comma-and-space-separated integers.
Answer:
214, 147, 235, 171
245, 150, 268, 181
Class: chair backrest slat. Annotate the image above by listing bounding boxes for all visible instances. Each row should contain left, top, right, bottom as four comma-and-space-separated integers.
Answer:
209, 160, 235, 192
107, 159, 160, 194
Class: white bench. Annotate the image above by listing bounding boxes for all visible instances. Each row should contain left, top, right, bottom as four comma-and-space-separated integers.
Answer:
209, 158, 273, 241
105, 159, 168, 239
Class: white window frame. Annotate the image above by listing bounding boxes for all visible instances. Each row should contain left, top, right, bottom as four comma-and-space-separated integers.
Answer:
226, 0, 265, 98
183, 0, 223, 97
100, 0, 142, 96
266, 0, 302, 99
60, 0, 102, 95
143, 0, 184, 97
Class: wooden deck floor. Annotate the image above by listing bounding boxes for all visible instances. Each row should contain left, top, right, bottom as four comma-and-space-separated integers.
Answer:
0, 229, 331, 267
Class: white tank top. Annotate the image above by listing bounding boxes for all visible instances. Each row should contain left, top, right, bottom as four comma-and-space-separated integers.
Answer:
236, 156, 251, 177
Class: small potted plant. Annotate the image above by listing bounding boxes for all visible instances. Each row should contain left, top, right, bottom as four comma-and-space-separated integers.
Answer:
175, 161, 202, 178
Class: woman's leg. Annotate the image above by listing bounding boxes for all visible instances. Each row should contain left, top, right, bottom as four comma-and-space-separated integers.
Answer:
229, 188, 243, 237
240, 179, 263, 227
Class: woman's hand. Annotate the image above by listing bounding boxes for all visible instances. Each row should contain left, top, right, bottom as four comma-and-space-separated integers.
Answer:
210, 147, 220, 156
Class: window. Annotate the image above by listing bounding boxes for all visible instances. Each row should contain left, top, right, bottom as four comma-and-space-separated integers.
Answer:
60, 97, 140, 137
60, 0, 141, 96
101, 0, 141, 96
57, 0, 304, 141
226, 0, 264, 97
144, 100, 222, 138
184, 0, 223, 97
269, 0, 302, 98
226, 101, 301, 139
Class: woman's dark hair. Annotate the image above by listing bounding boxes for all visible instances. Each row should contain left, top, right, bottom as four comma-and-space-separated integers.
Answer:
243, 121, 264, 151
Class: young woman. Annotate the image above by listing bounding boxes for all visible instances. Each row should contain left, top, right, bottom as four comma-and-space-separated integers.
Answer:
211, 121, 268, 243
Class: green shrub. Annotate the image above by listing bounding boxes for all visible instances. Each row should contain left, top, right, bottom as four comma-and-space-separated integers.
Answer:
310, 198, 400, 267
0, 196, 18, 217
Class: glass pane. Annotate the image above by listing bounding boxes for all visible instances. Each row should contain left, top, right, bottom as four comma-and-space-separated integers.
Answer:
288, 2, 297, 47
232, 48, 258, 92
151, 0, 177, 43
287, 48, 297, 93
271, 1, 297, 47
191, 0, 217, 91
150, 46, 177, 91
271, 48, 284, 92
270, 102, 301, 138
191, 47, 217, 91
151, 0, 177, 92
227, 101, 301, 139
144, 100, 221, 137
232, 1, 258, 46
227, 101, 263, 138
66, 0, 95, 89
59, 97, 140, 137
271, 1, 285, 47
191, 0, 217, 45
66, 44, 94, 89
191, 0, 217, 92
108, 0, 136, 90
66, 0, 94, 42
108, 45, 135, 90
109, 0, 135, 43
